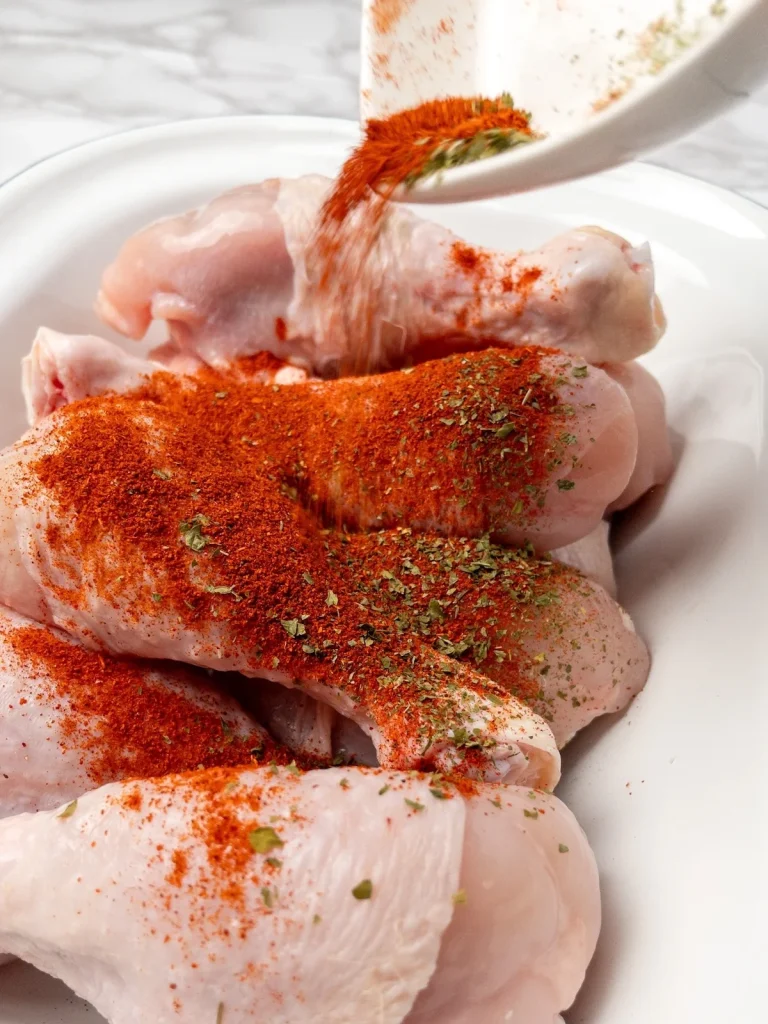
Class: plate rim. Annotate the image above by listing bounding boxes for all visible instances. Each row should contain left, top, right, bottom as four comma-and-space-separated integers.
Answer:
0, 113, 767, 230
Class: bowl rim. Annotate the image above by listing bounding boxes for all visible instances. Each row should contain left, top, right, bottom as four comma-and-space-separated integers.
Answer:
0, 113, 765, 220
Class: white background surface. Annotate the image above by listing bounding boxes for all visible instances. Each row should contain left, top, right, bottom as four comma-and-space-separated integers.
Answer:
0, 0, 767, 202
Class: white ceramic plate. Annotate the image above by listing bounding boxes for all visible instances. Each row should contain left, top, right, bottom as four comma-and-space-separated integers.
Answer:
0, 116, 766, 1024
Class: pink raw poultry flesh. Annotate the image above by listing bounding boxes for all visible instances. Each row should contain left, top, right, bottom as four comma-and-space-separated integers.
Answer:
0, 766, 600, 1024
603, 360, 675, 512
0, 605, 280, 819
95, 174, 665, 375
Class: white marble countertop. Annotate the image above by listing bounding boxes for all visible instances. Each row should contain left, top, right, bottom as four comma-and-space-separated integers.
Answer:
0, 0, 767, 204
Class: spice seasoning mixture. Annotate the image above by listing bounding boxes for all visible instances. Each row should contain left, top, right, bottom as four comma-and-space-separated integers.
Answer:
321, 95, 535, 225
304, 96, 538, 373
27, 347, 585, 774
142, 765, 281, 930
103, 763, 469, 973
331, 529, 597, 727
286, 346, 584, 538
3, 622, 289, 786
370, 0, 413, 37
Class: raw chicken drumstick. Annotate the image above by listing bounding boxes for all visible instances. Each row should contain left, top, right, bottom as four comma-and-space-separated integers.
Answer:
0, 606, 285, 818
0, 380, 560, 787
0, 765, 600, 1024
95, 174, 665, 375
21, 332, 638, 551
331, 530, 647, 748
22, 332, 650, 746
23, 331, 620, 592
263, 350, 636, 550
25, 329, 671, 532
22, 328, 309, 424
248, 528, 647, 757
603, 360, 674, 511
243, 525, 648, 761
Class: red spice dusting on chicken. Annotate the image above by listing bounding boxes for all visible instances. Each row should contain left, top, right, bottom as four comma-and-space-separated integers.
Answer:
167, 849, 189, 889
449, 774, 481, 799
27, 347, 581, 773
119, 766, 302, 942
122, 787, 143, 812
451, 241, 490, 277
112, 765, 482, 957
330, 528, 592, 724
450, 241, 544, 329
4, 624, 287, 786
515, 267, 544, 293
225, 349, 294, 381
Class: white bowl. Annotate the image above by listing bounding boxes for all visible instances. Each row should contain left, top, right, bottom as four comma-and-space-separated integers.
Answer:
0, 116, 766, 1024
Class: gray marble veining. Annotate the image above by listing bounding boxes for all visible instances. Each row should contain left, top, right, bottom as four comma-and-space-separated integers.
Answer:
0, 0, 766, 204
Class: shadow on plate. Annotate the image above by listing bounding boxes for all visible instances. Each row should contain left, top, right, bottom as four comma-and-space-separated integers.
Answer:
0, 958, 99, 1021
564, 869, 629, 1024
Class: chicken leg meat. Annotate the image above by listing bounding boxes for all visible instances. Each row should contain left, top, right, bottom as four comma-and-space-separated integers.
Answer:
95, 174, 665, 375
0, 765, 600, 1024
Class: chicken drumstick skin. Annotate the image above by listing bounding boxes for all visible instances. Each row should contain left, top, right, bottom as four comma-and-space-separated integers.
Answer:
20, 331, 649, 751
602, 360, 674, 512
0, 605, 282, 818
95, 174, 665, 375
22, 331, 638, 551
0, 765, 600, 1024
0, 391, 560, 787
